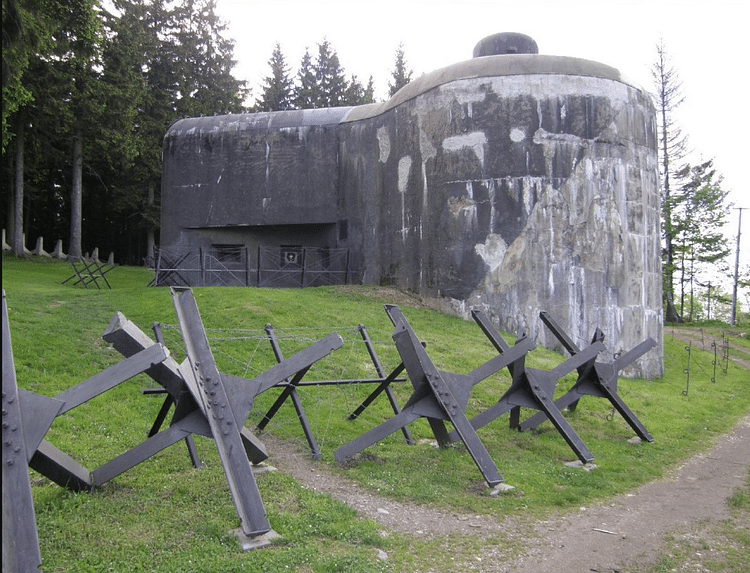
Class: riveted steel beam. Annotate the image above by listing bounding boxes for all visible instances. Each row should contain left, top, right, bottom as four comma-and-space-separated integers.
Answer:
2, 290, 43, 573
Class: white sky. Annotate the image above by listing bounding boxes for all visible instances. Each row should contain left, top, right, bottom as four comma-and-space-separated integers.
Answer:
215, 0, 748, 279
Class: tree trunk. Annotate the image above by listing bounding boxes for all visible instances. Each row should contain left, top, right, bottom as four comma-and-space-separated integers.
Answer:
660, 104, 681, 324
68, 128, 83, 260
11, 116, 25, 258
146, 179, 156, 265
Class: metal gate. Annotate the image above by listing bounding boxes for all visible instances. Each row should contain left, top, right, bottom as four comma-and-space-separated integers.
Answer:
257, 246, 350, 288
151, 246, 350, 288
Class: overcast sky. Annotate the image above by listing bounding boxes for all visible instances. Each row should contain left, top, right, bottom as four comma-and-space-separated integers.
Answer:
214, 0, 748, 277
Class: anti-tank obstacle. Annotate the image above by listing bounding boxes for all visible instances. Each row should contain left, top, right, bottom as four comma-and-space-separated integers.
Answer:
336, 306, 656, 485
456, 309, 606, 464
107, 286, 344, 542
3, 291, 43, 573
518, 311, 656, 442
3, 288, 657, 567
256, 322, 414, 460
2, 286, 344, 559
2, 289, 172, 570
335, 305, 536, 486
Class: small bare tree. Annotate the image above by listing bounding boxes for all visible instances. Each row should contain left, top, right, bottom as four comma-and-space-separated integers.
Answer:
652, 40, 689, 323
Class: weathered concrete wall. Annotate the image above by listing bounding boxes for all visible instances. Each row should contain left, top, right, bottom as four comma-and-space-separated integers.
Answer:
162, 108, 351, 251
161, 52, 663, 377
337, 61, 662, 376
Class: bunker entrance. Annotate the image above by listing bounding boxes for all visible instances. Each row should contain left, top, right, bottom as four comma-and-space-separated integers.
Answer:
151, 223, 350, 287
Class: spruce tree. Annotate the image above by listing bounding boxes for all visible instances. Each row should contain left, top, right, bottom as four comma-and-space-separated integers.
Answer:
2, 0, 248, 264
21, 0, 104, 260
314, 38, 347, 108
170, 0, 247, 117
294, 48, 317, 109
344, 74, 375, 106
97, 0, 246, 262
387, 42, 412, 97
258, 42, 293, 111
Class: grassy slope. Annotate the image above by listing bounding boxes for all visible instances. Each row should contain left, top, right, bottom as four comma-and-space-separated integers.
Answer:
3, 255, 749, 573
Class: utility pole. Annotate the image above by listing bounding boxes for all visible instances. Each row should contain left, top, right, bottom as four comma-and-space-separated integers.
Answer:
730, 207, 746, 327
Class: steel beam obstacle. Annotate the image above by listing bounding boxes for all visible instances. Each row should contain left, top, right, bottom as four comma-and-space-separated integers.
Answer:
3, 291, 43, 573
3, 286, 344, 555
103, 314, 268, 469
256, 323, 414, 459
335, 305, 535, 486
167, 287, 336, 539
2, 289, 171, 570
104, 286, 344, 541
518, 312, 656, 442
3, 282, 658, 565
458, 310, 606, 464
25, 337, 171, 493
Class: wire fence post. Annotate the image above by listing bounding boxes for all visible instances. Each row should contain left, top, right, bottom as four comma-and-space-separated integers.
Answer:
199, 247, 205, 286
683, 342, 692, 396
711, 341, 718, 383
722, 334, 729, 374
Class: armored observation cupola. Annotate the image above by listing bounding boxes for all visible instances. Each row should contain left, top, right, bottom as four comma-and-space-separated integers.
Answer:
473, 32, 539, 57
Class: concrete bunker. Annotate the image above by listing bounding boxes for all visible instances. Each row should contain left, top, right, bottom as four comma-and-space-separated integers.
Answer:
161, 33, 663, 377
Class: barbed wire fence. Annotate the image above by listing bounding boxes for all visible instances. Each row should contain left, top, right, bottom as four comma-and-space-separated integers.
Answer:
152, 322, 411, 465
677, 329, 734, 396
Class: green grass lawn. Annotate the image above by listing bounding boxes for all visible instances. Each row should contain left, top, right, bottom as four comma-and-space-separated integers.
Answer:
3, 254, 749, 572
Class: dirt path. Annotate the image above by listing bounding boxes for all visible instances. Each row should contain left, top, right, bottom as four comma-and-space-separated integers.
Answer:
264, 413, 750, 572
511, 414, 750, 573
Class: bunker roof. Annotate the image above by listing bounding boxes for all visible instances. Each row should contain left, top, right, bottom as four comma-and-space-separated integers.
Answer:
165, 53, 640, 138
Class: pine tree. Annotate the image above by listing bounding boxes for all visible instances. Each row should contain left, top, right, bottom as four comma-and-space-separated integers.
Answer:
96, 0, 247, 262
387, 42, 412, 97
672, 159, 731, 319
257, 42, 293, 111
314, 39, 347, 108
343, 74, 375, 106
294, 48, 317, 109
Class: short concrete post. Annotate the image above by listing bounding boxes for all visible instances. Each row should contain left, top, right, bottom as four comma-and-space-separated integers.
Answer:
52, 239, 66, 259
32, 237, 51, 258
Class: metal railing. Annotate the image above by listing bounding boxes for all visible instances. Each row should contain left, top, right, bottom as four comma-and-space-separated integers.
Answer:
151, 246, 350, 288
